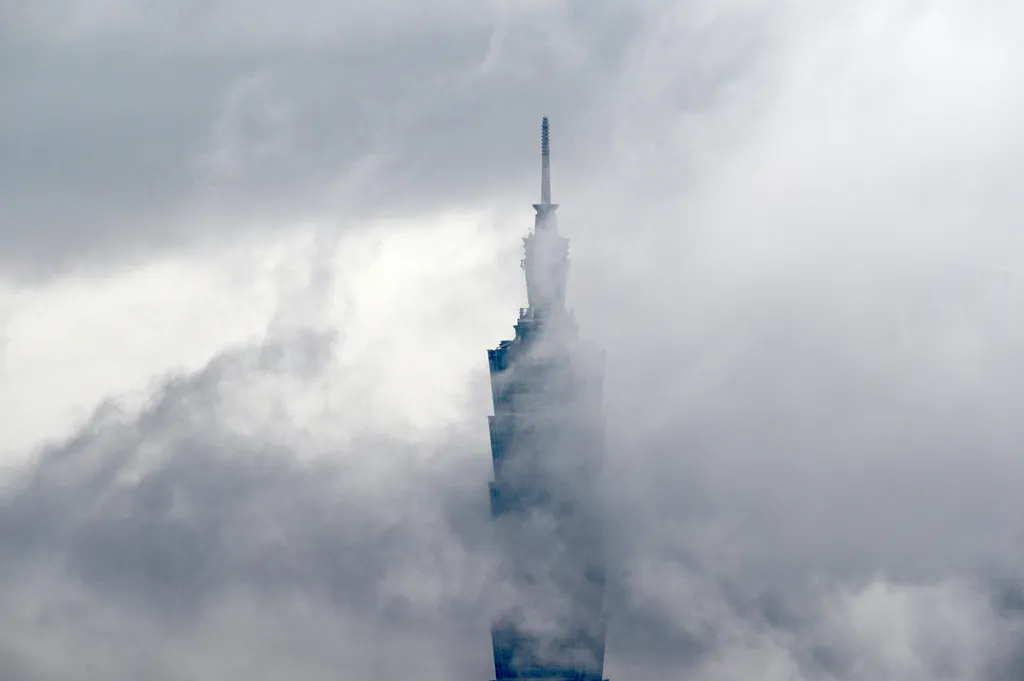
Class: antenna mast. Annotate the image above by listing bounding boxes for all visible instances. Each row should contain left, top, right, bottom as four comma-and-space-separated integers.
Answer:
541, 117, 551, 205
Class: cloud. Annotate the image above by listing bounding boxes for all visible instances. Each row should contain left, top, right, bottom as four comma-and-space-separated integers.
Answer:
4, 0, 1024, 679
0, 234, 499, 679
0, 0, 642, 278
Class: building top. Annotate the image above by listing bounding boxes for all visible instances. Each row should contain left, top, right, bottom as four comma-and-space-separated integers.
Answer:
523, 117, 569, 316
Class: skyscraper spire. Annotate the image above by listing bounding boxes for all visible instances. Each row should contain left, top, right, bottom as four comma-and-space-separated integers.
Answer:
541, 116, 551, 205
533, 117, 559, 222
524, 117, 568, 313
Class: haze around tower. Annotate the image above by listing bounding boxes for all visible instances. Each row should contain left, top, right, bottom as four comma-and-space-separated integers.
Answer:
3, 2, 1024, 680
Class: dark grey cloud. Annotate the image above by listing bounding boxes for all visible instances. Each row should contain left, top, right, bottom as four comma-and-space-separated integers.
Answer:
0, 1, 652, 278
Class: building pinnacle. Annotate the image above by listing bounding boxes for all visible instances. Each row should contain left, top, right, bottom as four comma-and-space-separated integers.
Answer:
541, 116, 551, 205
534, 117, 559, 222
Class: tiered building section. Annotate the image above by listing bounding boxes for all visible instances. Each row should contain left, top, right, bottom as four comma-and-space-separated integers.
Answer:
485, 118, 609, 681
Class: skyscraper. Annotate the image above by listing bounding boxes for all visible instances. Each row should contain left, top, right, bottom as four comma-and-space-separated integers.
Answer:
485, 118, 609, 681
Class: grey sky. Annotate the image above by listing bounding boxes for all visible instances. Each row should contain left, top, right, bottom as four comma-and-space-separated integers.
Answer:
1, 1, 645, 277
4, 0, 1024, 679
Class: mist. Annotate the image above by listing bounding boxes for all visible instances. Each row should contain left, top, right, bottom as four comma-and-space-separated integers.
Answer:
3, 1, 1024, 679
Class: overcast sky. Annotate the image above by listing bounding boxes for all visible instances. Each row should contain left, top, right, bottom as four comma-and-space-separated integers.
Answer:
4, 1, 1024, 679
